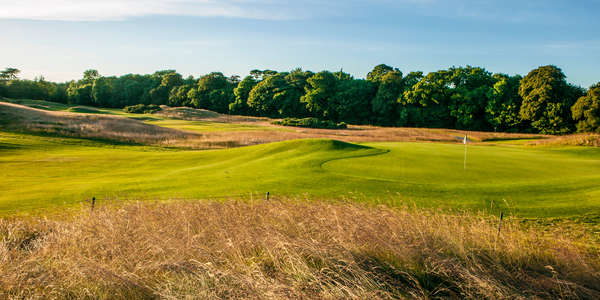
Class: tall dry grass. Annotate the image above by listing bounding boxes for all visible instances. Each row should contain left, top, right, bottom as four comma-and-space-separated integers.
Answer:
526, 134, 600, 147
0, 102, 195, 146
3, 101, 552, 149
1, 200, 599, 299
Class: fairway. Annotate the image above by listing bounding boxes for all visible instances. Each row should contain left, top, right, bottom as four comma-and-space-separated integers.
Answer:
2, 130, 599, 217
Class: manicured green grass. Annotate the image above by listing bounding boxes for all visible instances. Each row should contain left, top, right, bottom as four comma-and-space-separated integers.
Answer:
2, 130, 599, 217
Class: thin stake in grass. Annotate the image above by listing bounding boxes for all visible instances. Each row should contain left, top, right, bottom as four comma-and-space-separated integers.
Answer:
497, 211, 504, 238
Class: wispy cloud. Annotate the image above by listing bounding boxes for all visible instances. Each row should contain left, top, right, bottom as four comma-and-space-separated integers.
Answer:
0, 0, 301, 21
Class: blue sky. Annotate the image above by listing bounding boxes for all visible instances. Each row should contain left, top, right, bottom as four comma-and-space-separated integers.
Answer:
1, 0, 599, 87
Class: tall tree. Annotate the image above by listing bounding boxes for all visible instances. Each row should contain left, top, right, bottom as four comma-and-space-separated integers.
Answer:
400, 70, 453, 128
366, 64, 399, 82
572, 83, 600, 133
371, 70, 403, 125
230, 76, 258, 115
92, 76, 114, 107
485, 74, 523, 131
0, 68, 20, 80
189, 72, 234, 113
301, 71, 337, 119
519, 65, 583, 134
448, 66, 495, 130
247, 74, 288, 116
331, 79, 376, 124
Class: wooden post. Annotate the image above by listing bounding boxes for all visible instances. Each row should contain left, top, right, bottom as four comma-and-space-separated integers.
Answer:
266, 192, 270, 201
497, 212, 503, 239
91, 197, 95, 211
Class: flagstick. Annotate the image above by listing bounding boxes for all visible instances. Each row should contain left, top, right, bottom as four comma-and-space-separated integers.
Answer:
463, 134, 467, 170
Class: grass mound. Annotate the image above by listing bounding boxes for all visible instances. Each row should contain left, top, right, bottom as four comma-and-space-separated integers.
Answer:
0, 102, 193, 146
67, 106, 111, 114
1, 200, 598, 299
274, 117, 347, 129
123, 104, 162, 114
158, 106, 221, 120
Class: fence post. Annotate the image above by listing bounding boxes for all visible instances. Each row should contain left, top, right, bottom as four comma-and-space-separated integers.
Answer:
497, 212, 503, 239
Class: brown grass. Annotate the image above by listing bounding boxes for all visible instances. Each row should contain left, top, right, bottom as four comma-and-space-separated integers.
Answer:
1, 200, 599, 299
0, 102, 196, 146
526, 134, 600, 147
0, 101, 555, 149
157, 106, 549, 147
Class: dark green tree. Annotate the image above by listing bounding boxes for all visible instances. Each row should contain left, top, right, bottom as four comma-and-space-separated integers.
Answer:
331, 79, 376, 124
485, 74, 523, 131
92, 76, 114, 107
400, 70, 453, 128
447, 66, 495, 130
519, 65, 583, 134
189, 72, 234, 113
572, 83, 600, 132
301, 71, 337, 119
366, 64, 399, 82
168, 84, 193, 107
371, 70, 403, 125
247, 74, 288, 116
230, 76, 258, 115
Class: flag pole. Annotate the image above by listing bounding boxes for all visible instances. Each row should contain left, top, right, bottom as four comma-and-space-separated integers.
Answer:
463, 134, 467, 170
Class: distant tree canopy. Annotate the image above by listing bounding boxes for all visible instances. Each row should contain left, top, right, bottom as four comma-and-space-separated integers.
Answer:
0, 64, 594, 134
572, 83, 600, 133
519, 65, 585, 134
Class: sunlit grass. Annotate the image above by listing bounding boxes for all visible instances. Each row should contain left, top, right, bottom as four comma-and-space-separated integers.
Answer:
2, 130, 600, 218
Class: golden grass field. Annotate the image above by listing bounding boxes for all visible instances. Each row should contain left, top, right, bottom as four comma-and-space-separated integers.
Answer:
2, 199, 599, 299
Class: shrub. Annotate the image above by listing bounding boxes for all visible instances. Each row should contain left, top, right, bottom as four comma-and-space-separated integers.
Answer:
273, 117, 347, 129
123, 104, 161, 114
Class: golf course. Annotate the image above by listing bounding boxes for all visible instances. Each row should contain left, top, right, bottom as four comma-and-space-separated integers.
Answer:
1, 99, 599, 218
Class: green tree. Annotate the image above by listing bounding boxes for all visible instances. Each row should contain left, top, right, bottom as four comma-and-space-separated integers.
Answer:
168, 84, 193, 107
149, 72, 183, 105
331, 79, 376, 124
519, 65, 583, 134
247, 74, 288, 116
83, 69, 100, 83
400, 70, 453, 128
447, 66, 495, 130
230, 76, 258, 115
0, 68, 21, 80
92, 77, 114, 107
485, 74, 523, 131
67, 81, 93, 105
371, 70, 403, 125
301, 71, 337, 119
189, 72, 234, 113
572, 83, 600, 132
366, 64, 399, 82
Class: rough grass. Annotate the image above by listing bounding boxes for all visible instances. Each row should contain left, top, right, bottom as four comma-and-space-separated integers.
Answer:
1, 200, 598, 299
2, 99, 550, 147
526, 134, 600, 147
0, 101, 196, 146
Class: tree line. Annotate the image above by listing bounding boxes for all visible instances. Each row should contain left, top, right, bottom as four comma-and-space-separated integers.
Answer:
1, 65, 599, 134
